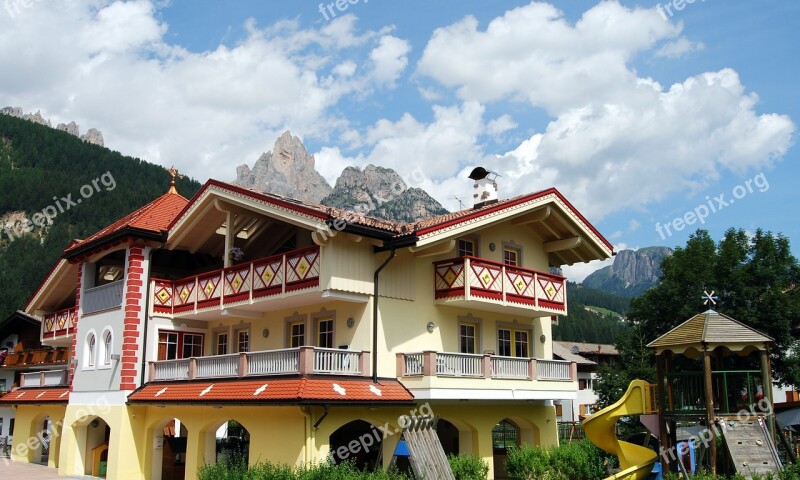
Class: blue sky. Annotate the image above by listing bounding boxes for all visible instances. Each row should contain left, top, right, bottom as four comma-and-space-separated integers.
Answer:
0, 1, 796, 280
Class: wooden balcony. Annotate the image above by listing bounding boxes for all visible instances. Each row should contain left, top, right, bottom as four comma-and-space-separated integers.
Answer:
433, 256, 567, 316
396, 351, 577, 400
41, 307, 78, 341
19, 369, 69, 388
148, 346, 370, 382
151, 246, 322, 319
2, 348, 68, 368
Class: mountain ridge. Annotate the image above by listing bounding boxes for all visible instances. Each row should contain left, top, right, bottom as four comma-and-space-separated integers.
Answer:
582, 246, 673, 297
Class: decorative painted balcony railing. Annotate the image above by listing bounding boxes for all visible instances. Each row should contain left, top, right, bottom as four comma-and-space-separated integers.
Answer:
19, 369, 69, 388
433, 257, 567, 314
42, 307, 78, 340
151, 246, 321, 316
148, 346, 369, 382
397, 351, 575, 381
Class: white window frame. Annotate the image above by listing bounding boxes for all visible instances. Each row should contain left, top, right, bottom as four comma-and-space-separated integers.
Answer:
98, 327, 113, 369
84, 330, 97, 370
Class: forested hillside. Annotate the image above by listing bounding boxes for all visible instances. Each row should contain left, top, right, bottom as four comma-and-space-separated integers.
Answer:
0, 114, 200, 321
552, 282, 631, 343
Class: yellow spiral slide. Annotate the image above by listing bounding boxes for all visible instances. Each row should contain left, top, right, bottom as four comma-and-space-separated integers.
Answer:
582, 380, 658, 480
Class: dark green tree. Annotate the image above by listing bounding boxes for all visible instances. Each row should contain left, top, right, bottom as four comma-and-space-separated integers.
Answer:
629, 228, 800, 386
594, 324, 656, 408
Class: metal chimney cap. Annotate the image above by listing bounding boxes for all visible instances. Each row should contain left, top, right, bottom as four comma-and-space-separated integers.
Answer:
468, 167, 490, 180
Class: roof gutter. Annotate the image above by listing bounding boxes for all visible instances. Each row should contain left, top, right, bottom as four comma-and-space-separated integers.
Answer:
372, 247, 396, 383
62, 227, 167, 261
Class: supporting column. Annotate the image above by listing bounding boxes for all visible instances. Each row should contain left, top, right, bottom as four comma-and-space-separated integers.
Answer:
224, 211, 234, 268
703, 346, 716, 475
656, 352, 670, 473
760, 348, 775, 438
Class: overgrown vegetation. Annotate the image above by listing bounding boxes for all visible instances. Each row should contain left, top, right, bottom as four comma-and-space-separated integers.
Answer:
553, 283, 631, 344
198, 457, 415, 480
0, 114, 200, 320
447, 453, 489, 480
504, 440, 606, 480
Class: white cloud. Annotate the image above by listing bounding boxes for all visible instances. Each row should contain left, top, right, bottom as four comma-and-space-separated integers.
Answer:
369, 35, 411, 86
486, 114, 517, 138
628, 219, 641, 232
562, 242, 628, 282
655, 37, 704, 58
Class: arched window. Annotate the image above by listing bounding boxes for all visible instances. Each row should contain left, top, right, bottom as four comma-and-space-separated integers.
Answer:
86, 332, 97, 368
102, 329, 113, 365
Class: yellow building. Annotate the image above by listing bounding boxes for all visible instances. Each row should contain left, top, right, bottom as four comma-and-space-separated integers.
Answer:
1, 171, 613, 479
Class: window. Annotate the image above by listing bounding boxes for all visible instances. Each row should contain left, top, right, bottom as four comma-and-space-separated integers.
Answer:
0, 418, 3, 436
317, 318, 334, 349
503, 246, 521, 266
457, 239, 476, 257
102, 329, 113, 365
0, 378, 6, 393
85, 332, 97, 367
183, 334, 204, 358
498, 328, 530, 357
492, 420, 519, 453
157, 331, 204, 361
289, 322, 305, 348
459, 323, 479, 354
216, 332, 229, 356
579, 379, 588, 390
554, 404, 563, 417
235, 329, 250, 353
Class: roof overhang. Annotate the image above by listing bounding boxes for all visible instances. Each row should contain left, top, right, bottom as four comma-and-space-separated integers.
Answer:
0, 387, 70, 405
412, 189, 613, 265
25, 258, 79, 314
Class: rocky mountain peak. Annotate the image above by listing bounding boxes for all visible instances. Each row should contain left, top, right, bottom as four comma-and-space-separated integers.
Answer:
1, 106, 104, 146
234, 130, 333, 204
583, 246, 673, 297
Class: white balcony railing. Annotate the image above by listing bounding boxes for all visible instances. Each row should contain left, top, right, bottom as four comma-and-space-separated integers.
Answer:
536, 359, 572, 380
196, 354, 240, 378
19, 369, 69, 388
436, 352, 483, 377
314, 348, 361, 375
152, 359, 190, 381
491, 356, 530, 379
247, 349, 300, 375
398, 352, 575, 382
148, 347, 368, 382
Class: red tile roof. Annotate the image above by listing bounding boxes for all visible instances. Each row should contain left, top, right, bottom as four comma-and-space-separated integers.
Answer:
64, 192, 188, 255
127, 377, 414, 404
0, 387, 69, 404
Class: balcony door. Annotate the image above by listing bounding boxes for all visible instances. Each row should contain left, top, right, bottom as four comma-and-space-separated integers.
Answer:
497, 328, 530, 357
157, 331, 204, 361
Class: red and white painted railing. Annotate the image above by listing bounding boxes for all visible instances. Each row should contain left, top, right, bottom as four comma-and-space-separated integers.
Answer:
151, 246, 321, 315
397, 351, 575, 381
148, 346, 369, 382
433, 256, 567, 312
42, 307, 78, 339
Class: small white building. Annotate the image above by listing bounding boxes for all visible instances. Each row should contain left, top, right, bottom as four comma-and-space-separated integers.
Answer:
553, 341, 619, 423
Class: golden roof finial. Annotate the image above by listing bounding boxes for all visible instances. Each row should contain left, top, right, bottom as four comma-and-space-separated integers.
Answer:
168, 166, 183, 194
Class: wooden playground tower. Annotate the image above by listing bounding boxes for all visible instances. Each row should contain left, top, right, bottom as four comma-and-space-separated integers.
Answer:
647, 309, 778, 476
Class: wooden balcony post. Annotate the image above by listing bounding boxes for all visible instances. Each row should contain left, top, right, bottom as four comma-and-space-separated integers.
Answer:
193, 277, 199, 313
249, 262, 255, 302
239, 352, 248, 378
422, 351, 436, 377
533, 273, 539, 309
282, 255, 287, 295
188, 358, 197, 381
501, 265, 507, 304
396, 353, 405, 377
464, 258, 471, 300
482, 354, 491, 379
40, 371, 45, 386
529, 358, 537, 380
360, 351, 371, 377
148, 362, 156, 382
570, 362, 577, 381
299, 346, 315, 375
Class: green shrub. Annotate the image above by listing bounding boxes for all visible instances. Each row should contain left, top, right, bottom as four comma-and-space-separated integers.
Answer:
198, 457, 415, 480
448, 454, 489, 480
504, 440, 605, 480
